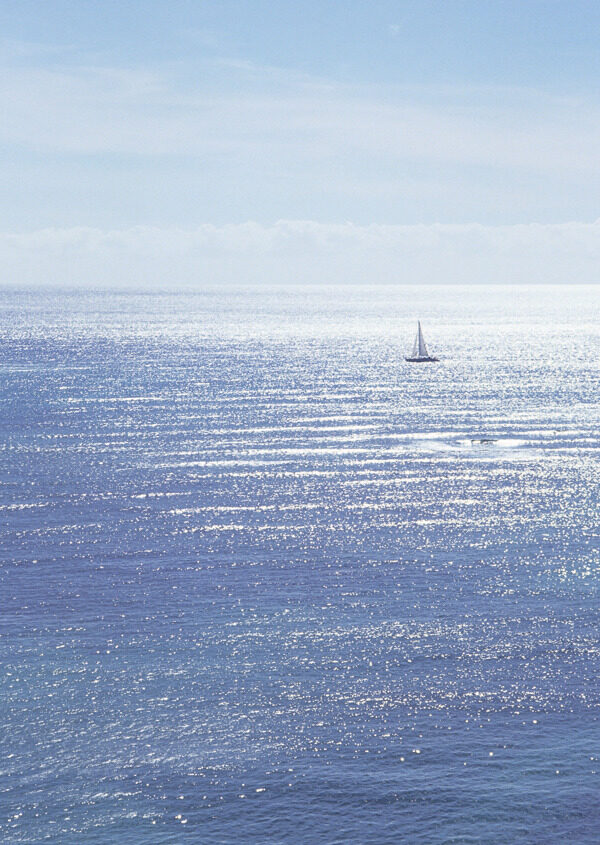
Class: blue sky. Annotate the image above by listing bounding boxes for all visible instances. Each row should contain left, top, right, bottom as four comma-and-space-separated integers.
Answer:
2, 1, 600, 284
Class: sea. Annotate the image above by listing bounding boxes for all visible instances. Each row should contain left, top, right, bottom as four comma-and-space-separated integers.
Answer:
1, 284, 600, 844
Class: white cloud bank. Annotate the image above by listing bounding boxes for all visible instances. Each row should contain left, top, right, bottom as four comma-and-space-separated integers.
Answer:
2, 220, 600, 287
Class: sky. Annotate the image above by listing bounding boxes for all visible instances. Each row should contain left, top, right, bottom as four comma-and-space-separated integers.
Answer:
2, 0, 600, 285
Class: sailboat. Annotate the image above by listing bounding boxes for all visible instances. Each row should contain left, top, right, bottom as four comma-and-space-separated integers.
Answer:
405, 321, 439, 363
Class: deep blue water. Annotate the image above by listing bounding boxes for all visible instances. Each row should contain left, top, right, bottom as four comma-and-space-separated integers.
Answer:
1, 285, 600, 844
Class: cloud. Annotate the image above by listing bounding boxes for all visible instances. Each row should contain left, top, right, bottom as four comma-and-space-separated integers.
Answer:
1, 54, 599, 173
2, 220, 600, 286
2, 48, 600, 227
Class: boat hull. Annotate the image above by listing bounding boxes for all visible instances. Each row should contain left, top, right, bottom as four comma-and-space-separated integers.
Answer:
405, 356, 439, 363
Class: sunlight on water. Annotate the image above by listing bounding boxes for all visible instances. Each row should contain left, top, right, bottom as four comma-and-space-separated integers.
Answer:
1, 285, 600, 844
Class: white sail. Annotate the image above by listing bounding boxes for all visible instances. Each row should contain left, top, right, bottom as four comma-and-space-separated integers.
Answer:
411, 321, 429, 358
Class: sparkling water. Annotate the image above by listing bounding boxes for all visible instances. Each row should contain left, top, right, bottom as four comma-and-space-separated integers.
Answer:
1, 285, 599, 843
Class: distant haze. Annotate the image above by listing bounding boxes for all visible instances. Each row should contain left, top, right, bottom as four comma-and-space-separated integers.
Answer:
3, 221, 600, 287
2, 1, 600, 286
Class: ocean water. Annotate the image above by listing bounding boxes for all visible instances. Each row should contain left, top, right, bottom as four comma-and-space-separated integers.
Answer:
1, 284, 600, 844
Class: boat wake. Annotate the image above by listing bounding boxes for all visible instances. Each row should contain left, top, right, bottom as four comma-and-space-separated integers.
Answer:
405, 434, 538, 459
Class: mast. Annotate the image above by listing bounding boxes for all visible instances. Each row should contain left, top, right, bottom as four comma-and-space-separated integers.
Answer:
411, 325, 420, 358
411, 321, 429, 358
417, 321, 429, 358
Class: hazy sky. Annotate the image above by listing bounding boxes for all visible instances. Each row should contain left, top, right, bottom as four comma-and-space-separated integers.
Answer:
2, 0, 600, 285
